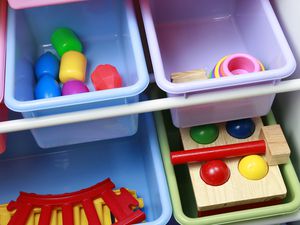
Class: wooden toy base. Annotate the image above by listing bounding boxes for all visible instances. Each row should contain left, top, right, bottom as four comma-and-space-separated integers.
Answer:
180, 118, 287, 213
198, 198, 283, 217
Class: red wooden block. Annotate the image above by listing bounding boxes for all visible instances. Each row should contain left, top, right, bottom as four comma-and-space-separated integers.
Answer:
91, 64, 122, 91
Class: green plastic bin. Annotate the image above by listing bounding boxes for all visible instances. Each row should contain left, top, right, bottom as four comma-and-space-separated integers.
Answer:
154, 100, 300, 224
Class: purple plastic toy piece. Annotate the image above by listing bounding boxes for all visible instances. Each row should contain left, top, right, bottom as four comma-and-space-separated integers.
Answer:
62, 80, 89, 96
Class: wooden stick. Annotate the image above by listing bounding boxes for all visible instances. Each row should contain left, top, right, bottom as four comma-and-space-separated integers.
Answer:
171, 140, 266, 165
171, 69, 207, 83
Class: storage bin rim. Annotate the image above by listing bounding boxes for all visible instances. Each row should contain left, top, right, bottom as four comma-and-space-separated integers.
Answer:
4, 0, 150, 112
7, 0, 86, 10
145, 112, 173, 225
140, 0, 296, 95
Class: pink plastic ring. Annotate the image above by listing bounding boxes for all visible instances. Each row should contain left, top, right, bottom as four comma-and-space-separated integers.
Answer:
221, 53, 261, 76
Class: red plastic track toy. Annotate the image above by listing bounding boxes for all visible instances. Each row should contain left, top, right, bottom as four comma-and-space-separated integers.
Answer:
7, 178, 145, 225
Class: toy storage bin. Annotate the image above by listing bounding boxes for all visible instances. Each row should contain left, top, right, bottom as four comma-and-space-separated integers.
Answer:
0, 111, 172, 225
154, 109, 300, 225
140, 0, 296, 128
5, 0, 149, 148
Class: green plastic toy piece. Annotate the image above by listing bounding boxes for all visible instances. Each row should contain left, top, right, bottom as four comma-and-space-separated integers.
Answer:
51, 28, 83, 57
190, 124, 219, 144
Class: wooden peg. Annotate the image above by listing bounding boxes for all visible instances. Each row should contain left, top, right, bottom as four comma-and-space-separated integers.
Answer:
259, 125, 290, 166
171, 69, 207, 83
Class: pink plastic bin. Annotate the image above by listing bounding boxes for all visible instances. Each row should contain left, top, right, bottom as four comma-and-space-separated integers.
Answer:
0, 0, 7, 153
141, 0, 296, 128
7, 0, 87, 9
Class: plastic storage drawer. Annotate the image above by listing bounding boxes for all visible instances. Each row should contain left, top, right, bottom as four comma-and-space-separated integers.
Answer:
154, 109, 300, 225
141, 0, 295, 128
5, 0, 149, 148
0, 111, 172, 225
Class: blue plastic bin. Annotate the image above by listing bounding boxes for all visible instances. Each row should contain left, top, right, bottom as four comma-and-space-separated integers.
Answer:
5, 0, 149, 148
0, 111, 172, 224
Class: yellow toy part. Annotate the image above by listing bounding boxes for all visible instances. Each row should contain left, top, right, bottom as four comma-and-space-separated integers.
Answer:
59, 51, 87, 83
0, 190, 143, 225
238, 155, 269, 180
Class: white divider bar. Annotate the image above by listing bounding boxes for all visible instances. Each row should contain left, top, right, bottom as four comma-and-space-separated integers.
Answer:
1, 78, 300, 133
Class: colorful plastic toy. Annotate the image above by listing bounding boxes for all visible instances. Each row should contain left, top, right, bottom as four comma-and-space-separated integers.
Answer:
51, 28, 83, 57
91, 64, 122, 91
0, 189, 143, 225
35, 52, 59, 80
62, 80, 89, 96
226, 118, 256, 139
59, 51, 87, 83
34, 75, 61, 99
200, 160, 230, 186
175, 118, 289, 215
7, 178, 145, 225
210, 53, 265, 78
209, 55, 228, 78
190, 124, 219, 144
238, 155, 268, 180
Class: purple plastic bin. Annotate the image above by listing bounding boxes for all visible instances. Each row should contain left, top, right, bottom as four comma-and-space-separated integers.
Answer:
140, 0, 296, 127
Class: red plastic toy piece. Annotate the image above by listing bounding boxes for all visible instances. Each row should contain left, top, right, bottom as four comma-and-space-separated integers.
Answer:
200, 160, 230, 186
171, 140, 266, 165
91, 64, 122, 91
7, 178, 145, 225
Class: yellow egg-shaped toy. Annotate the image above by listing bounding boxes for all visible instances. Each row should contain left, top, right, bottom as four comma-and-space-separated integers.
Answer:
238, 155, 268, 180
59, 51, 87, 83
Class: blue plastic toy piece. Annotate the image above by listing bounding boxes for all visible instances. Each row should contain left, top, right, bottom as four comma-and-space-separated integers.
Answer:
35, 52, 59, 80
226, 118, 255, 139
34, 75, 61, 99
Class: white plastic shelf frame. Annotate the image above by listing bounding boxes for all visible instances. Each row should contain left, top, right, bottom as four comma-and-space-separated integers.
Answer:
0, 1, 300, 224
271, 0, 300, 224
1, 80, 300, 134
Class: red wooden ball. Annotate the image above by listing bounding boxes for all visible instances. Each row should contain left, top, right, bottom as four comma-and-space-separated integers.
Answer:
200, 160, 230, 186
